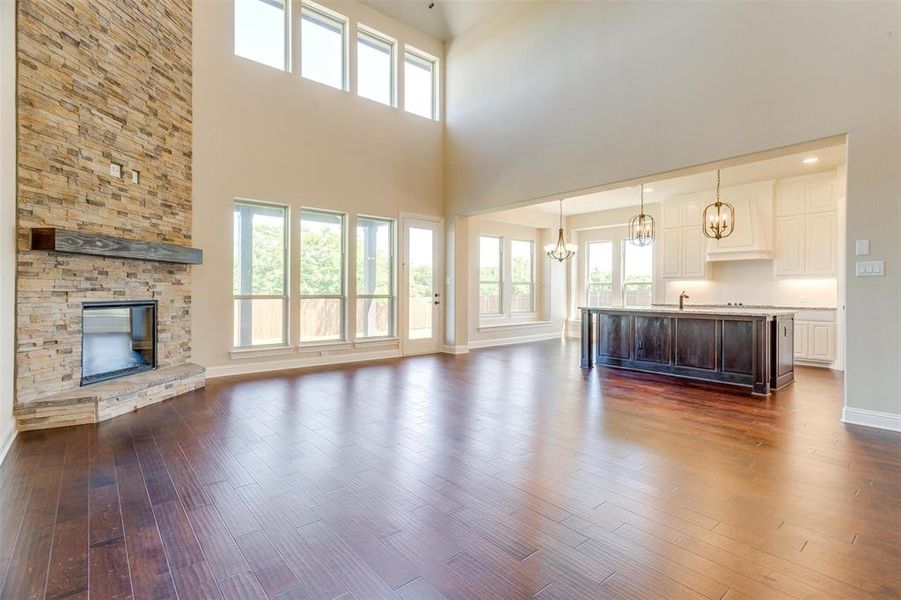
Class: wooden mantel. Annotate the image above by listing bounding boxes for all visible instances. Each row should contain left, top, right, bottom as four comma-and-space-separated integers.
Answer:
30, 227, 203, 265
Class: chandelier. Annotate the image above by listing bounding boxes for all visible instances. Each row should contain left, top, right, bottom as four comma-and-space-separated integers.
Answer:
628, 183, 655, 246
545, 199, 576, 262
703, 169, 735, 240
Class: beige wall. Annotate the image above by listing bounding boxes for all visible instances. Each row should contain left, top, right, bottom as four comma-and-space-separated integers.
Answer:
192, 0, 445, 374
446, 1, 901, 420
1, 0, 15, 460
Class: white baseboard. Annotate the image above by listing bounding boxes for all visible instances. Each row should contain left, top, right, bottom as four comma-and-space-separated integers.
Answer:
0, 419, 16, 467
205, 348, 401, 379
441, 344, 469, 354
842, 406, 901, 432
468, 332, 561, 350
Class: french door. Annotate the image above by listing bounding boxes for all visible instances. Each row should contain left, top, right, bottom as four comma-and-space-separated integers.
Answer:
401, 216, 443, 355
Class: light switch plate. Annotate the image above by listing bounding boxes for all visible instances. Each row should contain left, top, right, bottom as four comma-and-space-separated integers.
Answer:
109, 162, 122, 178
856, 260, 885, 277
855, 240, 870, 256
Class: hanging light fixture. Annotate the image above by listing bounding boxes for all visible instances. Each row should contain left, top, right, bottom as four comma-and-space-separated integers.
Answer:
545, 199, 577, 262
703, 169, 735, 240
628, 183, 655, 246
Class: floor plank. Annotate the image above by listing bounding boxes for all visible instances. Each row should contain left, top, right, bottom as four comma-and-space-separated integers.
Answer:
0, 340, 899, 599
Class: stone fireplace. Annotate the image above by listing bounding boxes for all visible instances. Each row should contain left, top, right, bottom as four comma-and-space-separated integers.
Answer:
13, 0, 204, 430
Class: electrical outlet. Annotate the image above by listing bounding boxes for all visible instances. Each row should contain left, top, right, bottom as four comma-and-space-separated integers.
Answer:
131, 170, 140, 184
109, 162, 122, 178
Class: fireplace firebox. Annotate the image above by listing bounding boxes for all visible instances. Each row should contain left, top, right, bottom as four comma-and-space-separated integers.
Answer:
81, 301, 157, 385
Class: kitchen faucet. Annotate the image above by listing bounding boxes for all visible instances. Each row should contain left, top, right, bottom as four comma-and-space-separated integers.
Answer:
679, 290, 689, 310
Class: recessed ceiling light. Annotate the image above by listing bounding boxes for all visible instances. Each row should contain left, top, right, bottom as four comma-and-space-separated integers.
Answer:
803, 157, 819, 164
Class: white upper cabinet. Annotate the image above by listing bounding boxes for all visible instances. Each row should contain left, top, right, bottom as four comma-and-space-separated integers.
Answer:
705, 180, 775, 261
774, 215, 806, 275
660, 171, 839, 279
805, 181, 837, 213
661, 193, 708, 279
662, 229, 683, 278
681, 227, 707, 278
774, 172, 839, 277
805, 212, 838, 276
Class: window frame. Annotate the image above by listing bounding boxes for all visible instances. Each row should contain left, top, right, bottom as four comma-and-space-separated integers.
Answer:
232, 199, 290, 349
300, 0, 349, 91
356, 24, 396, 107
299, 207, 348, 344
403, 44, 439, 120
621, 238, 654, 307
355, 215, 396, 339
509, 239, 535, 314
478, 235, 504, 316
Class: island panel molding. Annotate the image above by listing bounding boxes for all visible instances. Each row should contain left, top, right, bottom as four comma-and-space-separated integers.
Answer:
31, 228, 203, 265
580, 306, 795, 395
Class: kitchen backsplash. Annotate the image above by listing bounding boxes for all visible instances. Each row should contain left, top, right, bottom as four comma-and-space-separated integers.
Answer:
662, 260, 838, 308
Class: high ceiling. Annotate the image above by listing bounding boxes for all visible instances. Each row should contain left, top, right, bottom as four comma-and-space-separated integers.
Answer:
528, 143, 847, 216
359, 0, 512, 41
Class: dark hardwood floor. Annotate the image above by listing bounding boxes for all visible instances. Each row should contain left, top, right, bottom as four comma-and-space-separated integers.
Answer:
1, 339, 899, 600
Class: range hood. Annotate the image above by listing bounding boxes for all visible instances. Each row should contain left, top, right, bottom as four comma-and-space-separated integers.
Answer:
705, 180, 774, 262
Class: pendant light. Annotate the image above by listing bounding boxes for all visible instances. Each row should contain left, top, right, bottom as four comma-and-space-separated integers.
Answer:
703, 169, 735, 240
628, 183, 655, 246
545, 199, 577, 262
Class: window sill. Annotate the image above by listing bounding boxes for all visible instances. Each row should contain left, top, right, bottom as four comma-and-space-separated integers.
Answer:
354, 337, 399, 349
229, 345, 295, 360
297, 340, 353, 353
228, 338, 396, 360
478, 319, 551, 332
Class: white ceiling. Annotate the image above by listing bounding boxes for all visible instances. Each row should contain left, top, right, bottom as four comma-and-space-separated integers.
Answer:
527, 144, 847, 216
358, 0, 511, 41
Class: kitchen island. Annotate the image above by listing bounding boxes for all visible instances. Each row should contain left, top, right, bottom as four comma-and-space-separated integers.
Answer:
579, 306, 795, 395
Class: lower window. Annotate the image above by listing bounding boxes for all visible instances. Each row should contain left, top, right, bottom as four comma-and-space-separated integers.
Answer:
233, 201, 288, 347
300, 209, 346, 343
622, 241, 653, 306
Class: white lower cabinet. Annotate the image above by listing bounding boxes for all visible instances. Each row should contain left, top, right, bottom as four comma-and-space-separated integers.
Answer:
808, 322, 835, 362
794, 321, 809, 357
794, 319, 836, 365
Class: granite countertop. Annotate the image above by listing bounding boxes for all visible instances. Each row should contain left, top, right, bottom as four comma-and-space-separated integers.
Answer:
651, 303, 837, 311
579, 305, 796, 318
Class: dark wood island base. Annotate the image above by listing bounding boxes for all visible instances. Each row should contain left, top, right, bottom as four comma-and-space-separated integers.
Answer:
580, 306, 795, 395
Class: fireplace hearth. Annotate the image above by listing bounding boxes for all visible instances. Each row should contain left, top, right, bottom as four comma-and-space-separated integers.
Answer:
82, 301, 157, 385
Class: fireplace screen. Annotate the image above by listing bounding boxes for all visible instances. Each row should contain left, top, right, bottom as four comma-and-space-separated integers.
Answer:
82, 301, 157, 385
